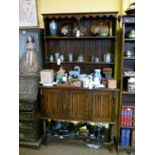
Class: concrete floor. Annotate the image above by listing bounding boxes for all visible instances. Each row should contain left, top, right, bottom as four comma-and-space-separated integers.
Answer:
19, 142, 134, 155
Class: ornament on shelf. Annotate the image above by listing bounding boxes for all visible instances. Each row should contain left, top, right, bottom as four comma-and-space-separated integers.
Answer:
49, 20, 57, 36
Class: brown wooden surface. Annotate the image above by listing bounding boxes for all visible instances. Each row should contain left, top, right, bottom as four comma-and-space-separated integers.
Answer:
45, 36, 116, 39
41, 12, 119, 147
40, 87, 117, 123
120, 126, 135, 129
91, 91, 113, 122
42, 12, 118, 20
67, 90, 89, 120
119, 16, 135, 24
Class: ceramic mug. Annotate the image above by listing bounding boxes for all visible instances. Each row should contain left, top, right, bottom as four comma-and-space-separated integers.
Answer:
54, 52, 59, 62
68, 53, 73, 62
50, 55, 54, 62
104, 53, 112, 63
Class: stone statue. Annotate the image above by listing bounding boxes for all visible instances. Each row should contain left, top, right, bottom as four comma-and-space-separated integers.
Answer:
19, 35, 40, 73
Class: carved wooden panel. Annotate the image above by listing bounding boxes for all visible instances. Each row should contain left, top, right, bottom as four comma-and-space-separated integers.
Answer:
49, 89, 63, 119
91, 91, 113, 122
41, 89, 51, 117
41, 89, 67, 119
40, 87, 117, 123
19, 75, 39, 102
68, 90, 89, 120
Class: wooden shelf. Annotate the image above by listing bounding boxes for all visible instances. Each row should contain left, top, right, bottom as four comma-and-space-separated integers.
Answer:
45, 36, 116, 40
123, 75, 135, 78
118, 145, 135, 150
122, 91, 135, 95
46, 61, 114, 65
120, 126, 135, 129
39, 86, 119, 92
124, 38, 135, 41
124, 57, 135, 60
118, 16, 135, 151
42, 12, 118, 19
122, 105, 135, 108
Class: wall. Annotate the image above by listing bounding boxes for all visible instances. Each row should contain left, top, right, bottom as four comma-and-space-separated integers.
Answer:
122, 0, 135, 14
37, 0, 134, 28
37, 0, 119, 28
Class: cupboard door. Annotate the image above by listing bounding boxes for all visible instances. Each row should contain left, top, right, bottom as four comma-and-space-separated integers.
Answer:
41, 89, 63, 118
41, 89, 51, 117
48, 89, 63, 119
91, 91, 113, 122
68, 90, 89, 120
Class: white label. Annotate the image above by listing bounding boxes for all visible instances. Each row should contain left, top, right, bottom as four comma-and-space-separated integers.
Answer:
76, 30, 80, 37
57, 58, 61, 65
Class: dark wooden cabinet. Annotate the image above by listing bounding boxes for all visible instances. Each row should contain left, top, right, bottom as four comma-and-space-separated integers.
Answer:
19, 74, 42, 148
118, 16, 135, 151
19, 28, 44, 148
40, 87, 118, 123
40, 12, 119, 146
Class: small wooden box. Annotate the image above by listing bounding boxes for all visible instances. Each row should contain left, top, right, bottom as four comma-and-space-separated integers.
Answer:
108, 80, 117, 89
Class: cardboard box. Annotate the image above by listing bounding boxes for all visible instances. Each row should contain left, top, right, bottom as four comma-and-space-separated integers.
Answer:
108, 80, 117, 89
40, 69, 54, 85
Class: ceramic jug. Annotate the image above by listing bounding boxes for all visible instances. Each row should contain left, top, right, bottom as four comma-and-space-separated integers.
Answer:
68, 53, 73, 62
104, 53, 112, 63
94, 69, 102, 80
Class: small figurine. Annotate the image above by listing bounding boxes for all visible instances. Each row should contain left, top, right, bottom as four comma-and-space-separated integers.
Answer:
69, 66, 81, 78
56, 66, 66, 82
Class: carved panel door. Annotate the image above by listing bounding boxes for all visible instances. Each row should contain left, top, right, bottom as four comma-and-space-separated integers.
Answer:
68, 90, 90, 120
91, 91, 114, 122
48, 89, 64, 119
41, 88, 64, 119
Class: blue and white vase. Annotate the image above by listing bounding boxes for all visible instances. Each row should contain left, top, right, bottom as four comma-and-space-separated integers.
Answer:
49, 20, 57, 36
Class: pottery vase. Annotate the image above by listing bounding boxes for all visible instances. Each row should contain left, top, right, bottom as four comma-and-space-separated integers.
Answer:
49, 20, 57, 36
